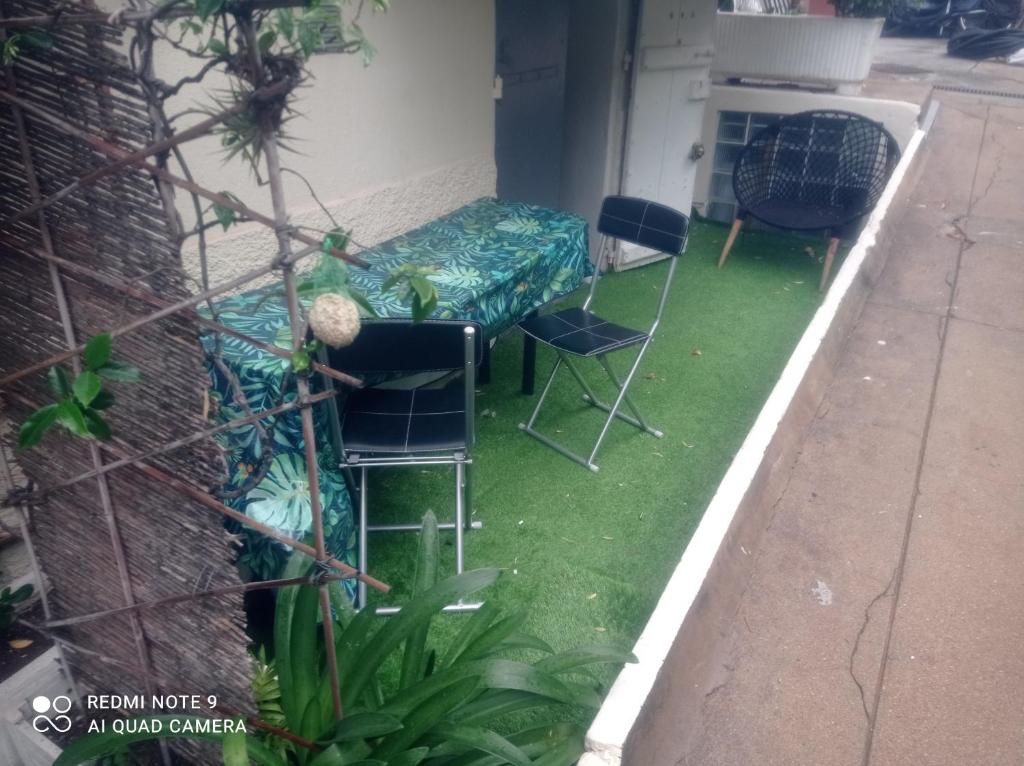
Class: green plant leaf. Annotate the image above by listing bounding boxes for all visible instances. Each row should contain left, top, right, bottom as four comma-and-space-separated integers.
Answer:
346, 290, 378, 318
276, 9, 296, 41
440, 723, 583, 766
498, 632, 555, 655
370, 677, 481, 761
83, 333, 113, 371
2, 35, 20, 65
382, 658, 591, 719
196, 0, 224, 21
18, 404, 59, 449
90, 389, 116, 410
342, 568, 501, 709
411, 288, 438, 323
309, 741, 372, 766
10, 584, 33, 603
82, 409, 112, 441
53, 716, 285, 766
535, 644, 638, 675
56, 400, 89, 437
277, 554, 322, 738
439, 601, 501, 668
48, 366, 72, 398
387, 749, 429, 766
429, 723, 532, 766
259, 29, 278, 51
19, 28, 52, 50
409, 276, 434, 305
291, 350, 311, 373
222, 723, 248, 766
208, 38, 229, 56
73, 371, 102, 407
445, 689, 558, 727
299, 695, 324, 743
318, 712, 403, 744
400, 511, 439, 690
96, 360, 141, 383
456, 610, 528, 663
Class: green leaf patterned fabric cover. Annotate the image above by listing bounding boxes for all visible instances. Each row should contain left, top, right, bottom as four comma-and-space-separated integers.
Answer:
202, 198, 591, 597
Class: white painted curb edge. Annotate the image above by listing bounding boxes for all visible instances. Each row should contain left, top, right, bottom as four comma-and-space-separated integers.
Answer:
582, 125, 929, 766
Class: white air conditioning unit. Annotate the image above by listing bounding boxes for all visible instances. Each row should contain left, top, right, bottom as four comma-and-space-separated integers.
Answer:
712, 12, 883, 93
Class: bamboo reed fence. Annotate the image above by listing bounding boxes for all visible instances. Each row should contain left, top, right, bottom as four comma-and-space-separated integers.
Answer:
0, 0, 386, 760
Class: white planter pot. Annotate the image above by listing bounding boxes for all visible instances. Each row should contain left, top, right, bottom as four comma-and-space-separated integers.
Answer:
712, 12, 884, 90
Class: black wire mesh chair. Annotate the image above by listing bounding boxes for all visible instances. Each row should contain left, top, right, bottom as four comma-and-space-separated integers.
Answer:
718, 110, 901, 291
518, 196, 689, 473
326, 319, 483, 613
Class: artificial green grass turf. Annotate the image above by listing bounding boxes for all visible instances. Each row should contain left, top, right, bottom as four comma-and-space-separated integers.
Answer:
362, 219, 831, 693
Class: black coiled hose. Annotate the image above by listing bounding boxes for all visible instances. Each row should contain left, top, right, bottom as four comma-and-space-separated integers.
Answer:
947, 26, 1024, 57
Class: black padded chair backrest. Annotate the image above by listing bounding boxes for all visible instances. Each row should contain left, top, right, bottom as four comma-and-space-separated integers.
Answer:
597, 195, 689, 256
733, 110, 901, 230
325, 319, 483, 375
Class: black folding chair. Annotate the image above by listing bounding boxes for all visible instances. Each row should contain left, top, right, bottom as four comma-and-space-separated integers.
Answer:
517, 196, 689, 473
326, 319, 483, 613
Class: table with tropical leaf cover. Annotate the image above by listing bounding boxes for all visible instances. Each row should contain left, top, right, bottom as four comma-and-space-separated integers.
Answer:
202, 197, 591, 596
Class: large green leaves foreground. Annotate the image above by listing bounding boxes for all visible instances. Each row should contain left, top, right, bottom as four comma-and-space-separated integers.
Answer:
56, 512, 635, 765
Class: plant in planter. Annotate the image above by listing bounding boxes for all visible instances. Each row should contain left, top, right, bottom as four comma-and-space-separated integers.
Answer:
830, 0, 891, 16
55, 513, 636, 765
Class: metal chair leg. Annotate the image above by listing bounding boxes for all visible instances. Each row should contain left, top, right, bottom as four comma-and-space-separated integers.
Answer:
454, 462, 465, 574
520, 355, 601, 472
463, 459, 473, 532
591, 354, 663, 438
587, 338, 654, 466
358, 466, 368, 610
521, 355, 563, 431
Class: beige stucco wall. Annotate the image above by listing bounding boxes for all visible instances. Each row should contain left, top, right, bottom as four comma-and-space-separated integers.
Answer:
147, 0, 496, 288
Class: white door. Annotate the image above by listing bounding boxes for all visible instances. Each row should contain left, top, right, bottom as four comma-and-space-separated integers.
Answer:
614, 0, 716, 270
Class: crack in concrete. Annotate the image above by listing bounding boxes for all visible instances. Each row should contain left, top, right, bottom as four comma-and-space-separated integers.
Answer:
969, 108, 1001, 214
860, 101, 992, 766
848, 567, 898, 724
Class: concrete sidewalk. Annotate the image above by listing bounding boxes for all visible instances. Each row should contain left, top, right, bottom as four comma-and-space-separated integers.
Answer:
659, 50, 1024, 766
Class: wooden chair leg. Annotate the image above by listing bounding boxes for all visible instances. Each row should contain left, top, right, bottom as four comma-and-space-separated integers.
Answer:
820, 236, 840, 292
718, 217, 744, 269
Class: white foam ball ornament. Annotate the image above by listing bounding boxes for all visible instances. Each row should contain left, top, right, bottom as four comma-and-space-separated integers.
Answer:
308, 293, 361, 348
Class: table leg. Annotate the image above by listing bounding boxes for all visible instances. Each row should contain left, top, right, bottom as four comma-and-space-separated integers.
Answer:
522, 311, 537, 395
480, 339, 492, 385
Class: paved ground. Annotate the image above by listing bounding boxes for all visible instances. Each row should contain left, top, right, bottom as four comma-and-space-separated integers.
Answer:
671, 41, 1024, 766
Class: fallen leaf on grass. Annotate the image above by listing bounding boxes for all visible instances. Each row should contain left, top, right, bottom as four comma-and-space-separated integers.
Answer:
594, 627, 607, 633
690, 348, 702, 357
644, 372, 657, 380
601, 535, 614, 541
588, 593, 598, 600
8, 639, 33, 650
